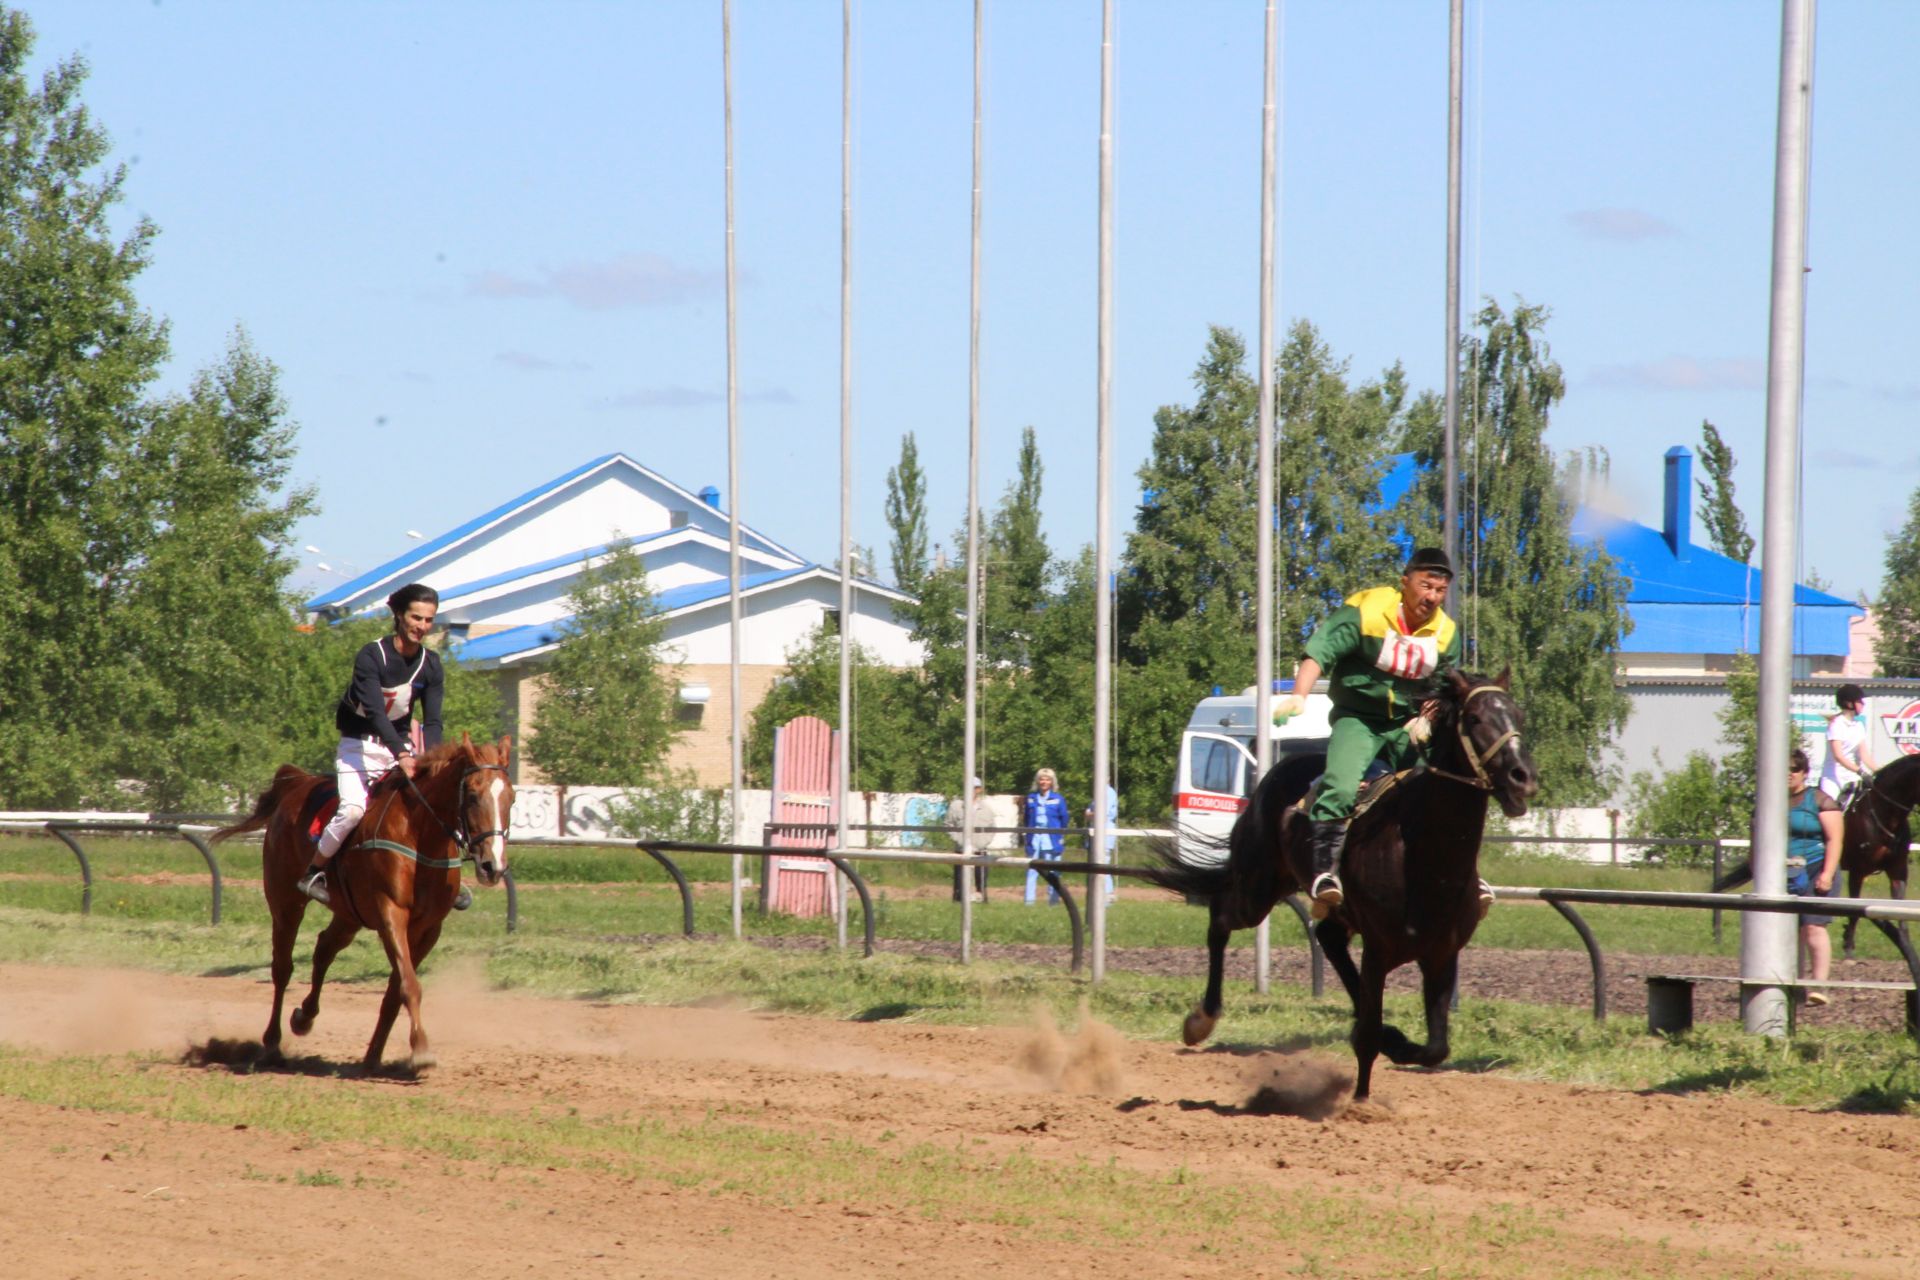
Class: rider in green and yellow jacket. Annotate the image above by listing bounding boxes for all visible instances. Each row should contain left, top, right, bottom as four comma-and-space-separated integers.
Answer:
1273, 547, 1489, 918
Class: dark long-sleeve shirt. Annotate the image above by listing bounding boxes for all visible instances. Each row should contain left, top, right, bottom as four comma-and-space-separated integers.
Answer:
334, 638, 444, 756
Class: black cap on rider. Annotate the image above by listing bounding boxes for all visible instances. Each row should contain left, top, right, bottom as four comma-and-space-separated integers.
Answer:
1403, 547, 1455, 580
1836, 682, 1865, 709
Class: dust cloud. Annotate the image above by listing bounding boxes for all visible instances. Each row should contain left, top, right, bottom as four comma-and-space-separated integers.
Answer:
1016, 1000, 1127, 1095
1240, 1052, 1351, 1121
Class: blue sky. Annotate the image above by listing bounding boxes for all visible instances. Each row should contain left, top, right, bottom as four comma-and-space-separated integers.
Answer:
30, 1, 1920, 603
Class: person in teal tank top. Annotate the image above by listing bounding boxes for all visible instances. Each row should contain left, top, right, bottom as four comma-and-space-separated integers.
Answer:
1783, 747, 1844, 1002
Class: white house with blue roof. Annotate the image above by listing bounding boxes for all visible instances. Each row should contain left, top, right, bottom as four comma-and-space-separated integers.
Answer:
306, 453, 922, 785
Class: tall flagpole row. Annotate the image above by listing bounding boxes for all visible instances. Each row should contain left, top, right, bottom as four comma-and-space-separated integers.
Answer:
1253, 0, 1278, 994
961, 0, 983, 963
836, 0, 854, 949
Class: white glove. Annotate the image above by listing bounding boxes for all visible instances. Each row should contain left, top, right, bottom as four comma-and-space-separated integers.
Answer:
1273, 694, 1307, 721
1405, 715, 1432, 747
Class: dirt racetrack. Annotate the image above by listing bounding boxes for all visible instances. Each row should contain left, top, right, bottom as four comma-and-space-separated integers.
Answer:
3, 961, 1919, 1279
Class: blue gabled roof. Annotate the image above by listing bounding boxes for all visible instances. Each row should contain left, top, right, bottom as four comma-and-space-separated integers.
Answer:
449, 566, 818, 665
435, 528, 686, 603
306, 453, 806, 612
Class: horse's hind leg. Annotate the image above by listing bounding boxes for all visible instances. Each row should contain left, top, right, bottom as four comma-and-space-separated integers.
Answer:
1314, 919, 1363, 1005
262, 896, 307, 1062
1381, 954, 1456, 1068
1183, 907, 1232, 1046
292, 912, 359, 1037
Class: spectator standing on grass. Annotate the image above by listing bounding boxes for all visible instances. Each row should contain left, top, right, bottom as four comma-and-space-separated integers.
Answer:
1084, 782, 1118, 905
1782, 746, 1844, 1004
946, 776, 994, 903
1022, 768, 1072, 905
1820, 683, 1878, 807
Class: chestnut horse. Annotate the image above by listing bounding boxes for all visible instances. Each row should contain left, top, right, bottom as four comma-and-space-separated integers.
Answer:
1143, 670, 1537, 1101
214, 734, 514, 1071
1840, 754, 1920, 959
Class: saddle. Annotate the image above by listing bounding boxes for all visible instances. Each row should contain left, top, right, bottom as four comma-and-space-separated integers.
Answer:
1296, 763, 1420, 822
301, 781, 340, 842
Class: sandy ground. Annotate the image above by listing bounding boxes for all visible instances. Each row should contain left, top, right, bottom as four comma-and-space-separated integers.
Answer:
2, 961, 1918, 1279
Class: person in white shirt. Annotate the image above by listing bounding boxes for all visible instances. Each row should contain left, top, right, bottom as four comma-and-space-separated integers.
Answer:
1819, 682, 1877, 806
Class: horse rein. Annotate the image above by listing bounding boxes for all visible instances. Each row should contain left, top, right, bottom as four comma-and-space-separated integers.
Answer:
1424, 684, 1520, 792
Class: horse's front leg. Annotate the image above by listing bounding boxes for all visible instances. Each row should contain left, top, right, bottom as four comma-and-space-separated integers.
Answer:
292, 912, 360, 1037
1842, 865, 1868, 959
1349, 946, 1391, 1102
365, 905, 434, 1072
1182, 906, 1232, 1045
1314, 918, 1363, 1005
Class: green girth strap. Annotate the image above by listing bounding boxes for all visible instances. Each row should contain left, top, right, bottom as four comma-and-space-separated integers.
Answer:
358, 838, 467, 871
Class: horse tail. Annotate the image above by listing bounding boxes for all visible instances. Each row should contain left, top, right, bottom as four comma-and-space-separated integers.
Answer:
212, 765, 312, 844
1138, 828, 1236, 900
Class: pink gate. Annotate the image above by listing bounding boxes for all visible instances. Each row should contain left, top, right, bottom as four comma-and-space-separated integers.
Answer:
764, 715, 841, 917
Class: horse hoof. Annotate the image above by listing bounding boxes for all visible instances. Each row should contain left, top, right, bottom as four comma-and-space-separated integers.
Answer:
1181, 1009, 1217, 1046
409, 1051, 438, 1072
289, 1007, 314, 1036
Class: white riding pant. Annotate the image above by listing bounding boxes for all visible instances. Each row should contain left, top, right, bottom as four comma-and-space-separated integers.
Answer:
316, 736, 398, 859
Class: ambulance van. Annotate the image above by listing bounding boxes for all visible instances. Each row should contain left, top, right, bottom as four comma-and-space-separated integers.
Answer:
1173, 682, 1331, 865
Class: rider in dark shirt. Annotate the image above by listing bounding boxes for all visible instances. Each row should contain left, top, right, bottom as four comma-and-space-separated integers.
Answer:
298, 583, 459, 907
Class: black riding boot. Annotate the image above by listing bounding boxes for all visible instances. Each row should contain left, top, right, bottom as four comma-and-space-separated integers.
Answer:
1309, 820, 1348, 919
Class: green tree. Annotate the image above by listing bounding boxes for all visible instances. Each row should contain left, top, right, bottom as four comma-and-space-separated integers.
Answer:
0, 15, 317, 809
1696, 421, 1754, 564
1400, 299, 1632, 804
524, 542, 683, 786
1116, 323, 1404, 815
1876, 483, 1920, 678
884, 432, 929, 593
744, 625, 922, 792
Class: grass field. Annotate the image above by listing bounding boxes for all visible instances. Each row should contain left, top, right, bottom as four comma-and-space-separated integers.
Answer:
2, 828, 1917, 1112
0, 829, 1905, 964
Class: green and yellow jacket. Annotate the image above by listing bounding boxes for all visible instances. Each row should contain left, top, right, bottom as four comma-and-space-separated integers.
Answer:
1302, 585, 1461, 722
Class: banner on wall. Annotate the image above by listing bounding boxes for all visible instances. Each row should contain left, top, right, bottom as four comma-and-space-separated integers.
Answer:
1883, 699, 1920, 758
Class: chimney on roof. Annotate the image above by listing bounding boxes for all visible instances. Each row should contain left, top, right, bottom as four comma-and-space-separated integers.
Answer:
698, 484, 721, 510
1662, 445, 1692, 562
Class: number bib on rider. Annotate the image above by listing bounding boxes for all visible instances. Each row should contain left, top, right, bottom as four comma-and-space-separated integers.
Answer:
1375, 630, 1439, 680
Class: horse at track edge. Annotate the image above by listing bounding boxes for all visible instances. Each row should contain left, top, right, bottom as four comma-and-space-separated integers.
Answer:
214, 734, 514, 1072
1142, 670, 1537, 1101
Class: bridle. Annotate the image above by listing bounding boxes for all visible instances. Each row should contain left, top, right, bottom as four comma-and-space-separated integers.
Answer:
1856, 767, 1917, 845
1424, 683, 1521, 793
402, 761, 513, 861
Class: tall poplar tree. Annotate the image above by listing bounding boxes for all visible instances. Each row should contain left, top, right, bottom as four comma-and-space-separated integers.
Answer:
884, 432, 929, 594
1696, 420, 1754, 564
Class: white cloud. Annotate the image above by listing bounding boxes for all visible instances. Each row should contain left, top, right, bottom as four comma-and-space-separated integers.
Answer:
1567, 208, 1679, 241
1588, 356, 1765, 392
468, 253, 724, 309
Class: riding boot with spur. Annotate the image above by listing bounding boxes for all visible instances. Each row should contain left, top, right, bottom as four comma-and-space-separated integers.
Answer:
1308, 820, 1348, 920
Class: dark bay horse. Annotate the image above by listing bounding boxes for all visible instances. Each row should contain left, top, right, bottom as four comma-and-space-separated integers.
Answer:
1840, 754, 1920, 958
214, 734, 515, 1071
1144, 670, 1537, 1101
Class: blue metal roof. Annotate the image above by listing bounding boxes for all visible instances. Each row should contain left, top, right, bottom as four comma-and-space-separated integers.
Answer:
306, 453, 804, 612
435, 528, 685, 603
1379, 452, 1858, 656
449, 566, 817, 665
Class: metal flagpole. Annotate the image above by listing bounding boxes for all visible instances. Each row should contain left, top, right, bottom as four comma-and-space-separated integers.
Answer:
722, 0, 744, 939
836, 0, 854, 951
961, 0, 983, 965
1252, 0, 1278, 996
1091, 0, 1114, 983
1744, 0, 1817, 1038
1442, 0, 1462, 582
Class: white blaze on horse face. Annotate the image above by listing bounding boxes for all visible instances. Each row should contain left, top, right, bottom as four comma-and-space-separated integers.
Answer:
486, 776, 508, 876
